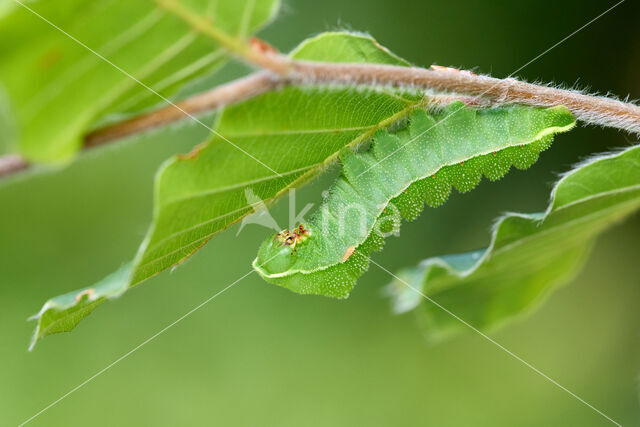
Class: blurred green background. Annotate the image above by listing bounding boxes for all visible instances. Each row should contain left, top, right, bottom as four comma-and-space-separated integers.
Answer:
1, 0, 639, 425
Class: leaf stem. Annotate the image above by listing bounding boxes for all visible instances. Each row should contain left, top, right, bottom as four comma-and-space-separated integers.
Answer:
155, 0, 290, 75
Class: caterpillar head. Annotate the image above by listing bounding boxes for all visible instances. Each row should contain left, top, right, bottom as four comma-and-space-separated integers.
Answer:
274, 224, 311, 249
256, 224, 313, 275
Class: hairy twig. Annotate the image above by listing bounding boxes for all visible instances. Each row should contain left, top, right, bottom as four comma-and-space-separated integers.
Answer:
289, 61, 640, 135
2, 58, 640, 180
80, 61, 640, 141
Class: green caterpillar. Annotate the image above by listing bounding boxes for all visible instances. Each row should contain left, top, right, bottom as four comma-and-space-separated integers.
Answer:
253, 101, 576, 298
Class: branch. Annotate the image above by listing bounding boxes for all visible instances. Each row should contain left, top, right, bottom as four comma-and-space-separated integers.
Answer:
81, 60, 640, 145
2, 59, 640, 181
289, 61, 640, 135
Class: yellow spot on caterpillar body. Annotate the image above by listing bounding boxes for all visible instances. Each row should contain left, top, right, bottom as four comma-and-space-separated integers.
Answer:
341, 246, 356, 263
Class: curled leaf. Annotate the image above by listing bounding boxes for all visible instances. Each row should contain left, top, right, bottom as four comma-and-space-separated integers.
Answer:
386, 145, 640, 341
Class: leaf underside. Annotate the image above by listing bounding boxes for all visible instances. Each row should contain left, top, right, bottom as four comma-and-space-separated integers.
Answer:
253, 103, 576, 298
386, 145, 640, 341
0, 0, 279, 161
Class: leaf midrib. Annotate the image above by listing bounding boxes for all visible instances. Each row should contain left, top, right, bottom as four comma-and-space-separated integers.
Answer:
224, 125, 375, 138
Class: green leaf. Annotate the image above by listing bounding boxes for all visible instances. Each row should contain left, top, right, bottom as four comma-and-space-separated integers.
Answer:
30, 32, 419, 347
386, 144, 640, 342
253, 103, 575, 297
289, 31, 410, 65
0, 0, 279, 162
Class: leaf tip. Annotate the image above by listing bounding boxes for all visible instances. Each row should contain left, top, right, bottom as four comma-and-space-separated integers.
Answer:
27, 264, 132, 350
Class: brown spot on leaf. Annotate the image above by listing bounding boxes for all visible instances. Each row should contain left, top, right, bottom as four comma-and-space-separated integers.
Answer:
38, 47, 62, 70
75, 288, 95, 302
